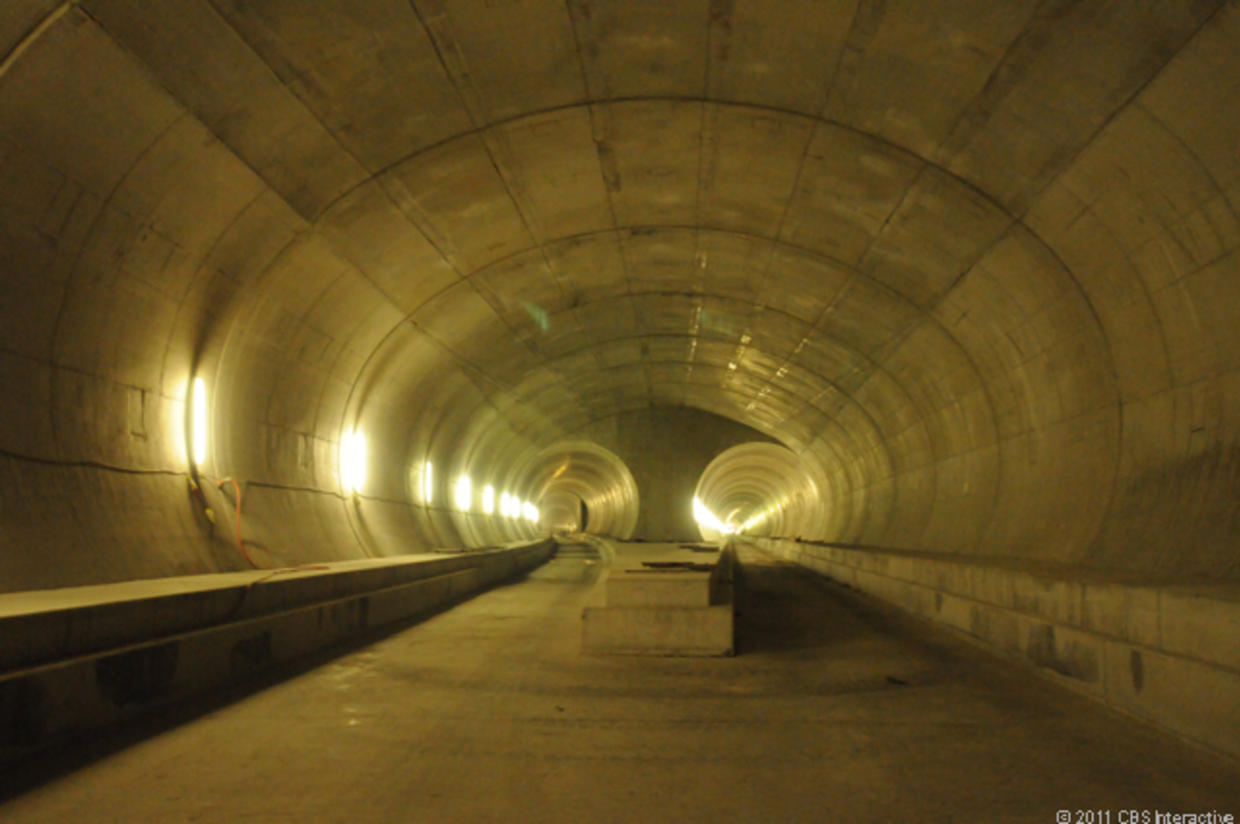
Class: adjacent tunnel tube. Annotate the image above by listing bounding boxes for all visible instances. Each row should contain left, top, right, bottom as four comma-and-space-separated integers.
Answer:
693, 442, 822, 542
511, 440, 639, 540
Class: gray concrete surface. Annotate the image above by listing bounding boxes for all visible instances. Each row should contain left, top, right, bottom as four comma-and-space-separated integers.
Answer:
1, 0, 1239, 587
3, 549, 1237, 823
582, 541, 734, 655
760, 536, 1240, 760
0, 542, 553, 765
1, 0, 1239, 796
574, 409, 775, 541
0, 543, 552, 669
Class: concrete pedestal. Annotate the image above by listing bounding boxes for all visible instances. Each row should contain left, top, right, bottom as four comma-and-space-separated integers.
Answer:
582, 543, 735, 656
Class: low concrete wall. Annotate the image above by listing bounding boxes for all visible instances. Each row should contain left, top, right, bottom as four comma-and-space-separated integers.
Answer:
757, 538, 1240, 761
582, 542, 736, 656
0, 541, 553, 764
0, 544, 552, 672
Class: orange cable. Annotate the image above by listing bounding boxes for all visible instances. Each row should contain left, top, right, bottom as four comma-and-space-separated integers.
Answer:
217, 477, 259, 569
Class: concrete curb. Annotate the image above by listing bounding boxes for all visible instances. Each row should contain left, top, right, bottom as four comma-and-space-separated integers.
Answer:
0, 541, 554, 764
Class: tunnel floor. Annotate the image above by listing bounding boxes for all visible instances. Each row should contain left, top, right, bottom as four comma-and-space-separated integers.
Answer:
2, 544, 1237, 823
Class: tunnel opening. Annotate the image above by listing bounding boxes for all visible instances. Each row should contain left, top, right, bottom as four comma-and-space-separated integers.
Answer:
514, 440, 639, 541
693, 442, 822, 542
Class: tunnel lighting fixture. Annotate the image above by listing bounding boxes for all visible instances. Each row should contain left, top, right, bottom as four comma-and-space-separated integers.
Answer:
454, 475, 472, 512
421, 461, 433, 504
522, 502, 539, 523
482, 484, 495, 515
189, 377, 208, 467
692, 496, 734, 535
341, 429, 367, 495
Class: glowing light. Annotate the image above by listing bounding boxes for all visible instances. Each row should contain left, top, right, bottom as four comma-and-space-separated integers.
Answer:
522, 502, 539, 523
454, 475, 472, 511
341, 429, 367, 495
421, 461, 433, 504
501, 492, 519, 518
482, 485, 495, 515
189, 377, 208, 466
693, 496, 735, 535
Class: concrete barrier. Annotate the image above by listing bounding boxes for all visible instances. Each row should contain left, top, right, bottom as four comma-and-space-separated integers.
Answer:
582, 542, 735, 656
757, 538, 1240, 762
0, 541, 554, 764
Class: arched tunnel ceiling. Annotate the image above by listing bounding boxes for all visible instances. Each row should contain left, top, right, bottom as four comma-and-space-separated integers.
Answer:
1, 0, 1239, 588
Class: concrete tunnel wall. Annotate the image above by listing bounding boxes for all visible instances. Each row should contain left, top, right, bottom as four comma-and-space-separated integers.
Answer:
0, 0, 1238, 624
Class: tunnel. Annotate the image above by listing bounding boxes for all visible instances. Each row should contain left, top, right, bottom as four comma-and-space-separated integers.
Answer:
1, 1, 1239, 820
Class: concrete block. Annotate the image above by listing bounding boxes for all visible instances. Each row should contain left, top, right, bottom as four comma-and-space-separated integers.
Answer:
1080, 582, 1160, 646
937, 561, 975, 602
582, 543, 735, 656
905, 580, 936, 617
936, 591, 976, 636
581, 604, 734, 656
1102, 640, 1240, 758
853, 568, 896, 604
1157, 589, 1240, 671
968, 565, 1012, 609
1008, 573, 1083, 626
802, 553, 833, 579
605, 571, 713, 607
968, 600, 1024, 656
889, 554, 915, 578
862, 552, 889, 575
1017, 619, 1104, 689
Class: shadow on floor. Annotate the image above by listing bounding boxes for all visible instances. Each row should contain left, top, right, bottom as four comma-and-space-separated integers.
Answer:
733, 555, 898, 654
730, 551, 967, 696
